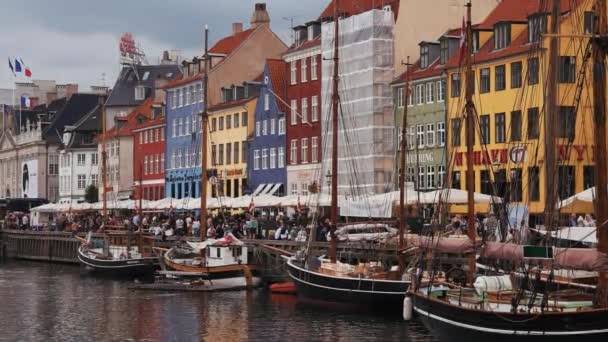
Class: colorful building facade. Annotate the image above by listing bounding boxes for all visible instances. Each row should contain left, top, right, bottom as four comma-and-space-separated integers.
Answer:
132, 103, 166, 201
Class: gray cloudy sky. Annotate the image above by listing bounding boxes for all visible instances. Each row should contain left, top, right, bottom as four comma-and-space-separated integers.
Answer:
1, 0, 328, 90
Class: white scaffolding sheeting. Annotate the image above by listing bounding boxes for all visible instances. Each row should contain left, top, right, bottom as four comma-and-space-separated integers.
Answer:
321, 9, 396, 197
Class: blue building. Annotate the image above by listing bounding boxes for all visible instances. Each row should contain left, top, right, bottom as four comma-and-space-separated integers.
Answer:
248, 59, 287, 196
164, 75, 204, 199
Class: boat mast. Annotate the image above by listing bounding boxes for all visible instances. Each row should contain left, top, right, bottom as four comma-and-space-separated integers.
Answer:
329, 0, 340, 263
464, 1, 476, 284
399, 57, 412, 271
543, 0, 561, 231
200, 25, 210, 241
138, 161, 143, 254
592, 0, 608, 307
100, 98, 108, 226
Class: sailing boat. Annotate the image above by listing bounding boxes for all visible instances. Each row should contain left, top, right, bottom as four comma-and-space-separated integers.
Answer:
160, 26, 261, 289
77, 98, 158, 276
285, 1, 412, 310
410, 1, 608, 340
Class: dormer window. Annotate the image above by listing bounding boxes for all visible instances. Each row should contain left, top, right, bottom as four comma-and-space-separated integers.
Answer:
420, 45, 430, 69
494, 23, 511, 50
308, 25, 314, 41
528, 14, 547, 43
440, 39, 449, 65
383, 5, 392, 12
472, 31, 480, 52
135, 86, 146, 101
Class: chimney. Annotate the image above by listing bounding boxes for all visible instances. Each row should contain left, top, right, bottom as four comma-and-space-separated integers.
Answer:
232, 22, 243, 35
251, 3, 270, 28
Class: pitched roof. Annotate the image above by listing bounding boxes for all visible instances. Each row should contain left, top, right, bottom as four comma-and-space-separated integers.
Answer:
163, 73, 203, 90
209, 29, 255, 55
43, 93, 105, 144
104, 98, 155, 139
208, 97, 256, 113
392, 58, 444, 85
266, 59, 288, 113
319, 0, 399, 21
284, 37, 321, 55
64, 105, 102, 149
106, 64, 181, 107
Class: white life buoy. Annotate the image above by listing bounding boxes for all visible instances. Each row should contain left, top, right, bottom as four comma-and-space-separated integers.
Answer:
403, 295, 413, 321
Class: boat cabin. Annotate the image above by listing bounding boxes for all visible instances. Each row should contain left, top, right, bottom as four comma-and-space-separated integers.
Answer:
205, 245, 248, 267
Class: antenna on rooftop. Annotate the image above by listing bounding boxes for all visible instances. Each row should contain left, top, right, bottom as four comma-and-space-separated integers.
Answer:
282, 16, 297, 45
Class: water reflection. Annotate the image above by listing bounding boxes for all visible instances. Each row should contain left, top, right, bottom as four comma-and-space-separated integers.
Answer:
0, 261, 436, 342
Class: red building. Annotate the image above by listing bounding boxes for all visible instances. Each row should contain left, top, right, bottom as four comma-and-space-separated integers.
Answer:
132, 102, 166, 200
284, 21, 323, 196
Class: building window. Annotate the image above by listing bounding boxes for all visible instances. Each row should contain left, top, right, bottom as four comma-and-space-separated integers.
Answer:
311, 95, 319, 121
527, 107, 540, 139
584, 165, 595, 190
452, 171, 461, 190
234, 113, 240, 128
264, 93, 270, 111
161, 153, 165, 171
511, 61, 522, 88
585, 11, 597, 34
270, 148, 276, 169
558, 166, 575, 200
185, 118, 191, 135
256, 121, 261, 137
242, 112, 248, 126
480, 114, 490, 144
510, 110, 522, 141
185, 87, 191, 105
226, 142, 232, 165
172, 119, 177, 137
291, 183, 298, 195
253, 150, 260, 170
494, 169, 507, 198
420, 45, 429, 69
161, 128, 165, 141
407, 126, 415, 150
510, 169, 523, 202
211, 145, 217, 166
480, 170, 492, 195
396, 87, 404, 108
77, 153, 86, 166
278, 147, 285, 168
528, 14, 547, 43
261, 149, 268, 169
416, 124, 425, 148
494, 23, 511, 50
290, 139, 298, 165
480, 68, 490, 93
312, 137, 319, 163
234, 142, 240, 164
495, 65, 506, 91
527, 58, 539, 85
270, 118, 276, 135
437, 122, 445, 146
451, 118, 461, 146
426, 123, 435, 147
437, 165, 446, 188
301, 58, 307, 83
559, 56, 576, 83
558, 106, 575, 140
418, 166, 425, 190
91, 174, 98, 186
416, 84, 424, 105
437, 80, 445, 102
440, 38, 449, 65
278, 118, 286, 135
290, 61, 297, 85
451, 73, 461, 97
226, 114, 231, 129
77, 175, 86, 190
135, 86, 146, 101
495, 113, 505, 143
171, 91, 177, 109
178, 118, 183, 136
218, 144, 224, 165
301, 138, 308, 164
219, 116, 225, 131
426, 82, 434, 103
290, 99, 298, 125
528, 167, 540, 201
310, 55, 318, 81
178, 88, 183, 107
242, 141, 247, 163
262, 119, 268, 135
301, 98, 308, 123
427, 166, 436, 189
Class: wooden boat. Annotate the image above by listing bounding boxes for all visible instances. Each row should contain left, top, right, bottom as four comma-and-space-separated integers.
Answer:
77, 243, 158, 277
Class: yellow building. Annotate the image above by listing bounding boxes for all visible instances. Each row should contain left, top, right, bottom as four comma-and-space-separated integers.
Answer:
446, 0, 597, 220
206, 85, 258, 199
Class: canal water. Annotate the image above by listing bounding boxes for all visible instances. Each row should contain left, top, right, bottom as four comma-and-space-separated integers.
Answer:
0, 261, 436, 342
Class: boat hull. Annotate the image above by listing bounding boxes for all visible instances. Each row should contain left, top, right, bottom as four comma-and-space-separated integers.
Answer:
163, 254, 260, 288
286, 258, 409, 311
77, 246, 158, 277
412, 292, 608, 342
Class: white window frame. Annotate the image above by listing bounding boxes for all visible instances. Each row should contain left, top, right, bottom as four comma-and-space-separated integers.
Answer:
256, 121, 261, 137
437, 80, 445, 102
269, 148, 276, 169
417, 124, 425, 148
301, 138, 308, 164
264, 93, 270, 111
438, 165, 446, 188
301, 58, 308, 83
77, 174, 86, 190
278, 147, 285, 168
178, 118, 183, 136
301, 98, 308, 123
397, 87, 404, 108
270, 119, 276, 135
418, 166, 426, 189
290, 99, 297, 125
426, 123, 436, 147
178, 88, 183, 107
262, 119, 268, 136
416, 84, 424, 105
253, 150, 260, 170
261, 149, 268, 170
311, 55, 318, 80
311, 137, 319, 163
91, 153, 98, 166
427, 166, 436, 189
426, 82, 435, 103
437, 121, 446, 146
77, 153, 86, 166
290, 61, 297, 85
290, 139, 298, 165
311, 95, 319, 122
172, 91, 177, 109
185, 87, 191, 106
278, 118, 286, 135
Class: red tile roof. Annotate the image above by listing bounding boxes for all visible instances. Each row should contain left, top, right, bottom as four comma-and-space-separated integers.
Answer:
209, 28, 255, 55
104, 98, 155, 139
319, 0, 399, 21
284, 37, 321, 55
393, 58, 444, 85
266, 59, 288, 113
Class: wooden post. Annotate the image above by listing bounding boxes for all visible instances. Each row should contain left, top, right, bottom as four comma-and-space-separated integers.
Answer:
200, 25, 210, 242
399, 57, 412, 272
329, 0, 340, 264
464, 1, 476, 284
